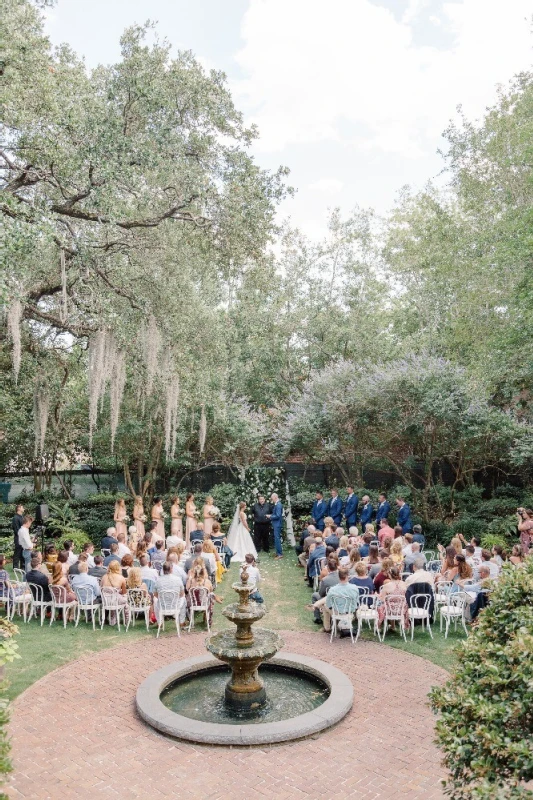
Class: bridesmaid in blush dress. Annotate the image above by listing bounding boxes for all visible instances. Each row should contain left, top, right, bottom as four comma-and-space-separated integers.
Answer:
132, 496, 146, 541
170, 496, 184, 540
185, 493, 197, 548
203, 496, 216, 538
114, 499, 128, 538
151, 496, 165, 543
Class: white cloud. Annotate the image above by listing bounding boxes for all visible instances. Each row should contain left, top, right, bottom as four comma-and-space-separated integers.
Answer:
307, 178, 344, 193
234, 0, 533, 157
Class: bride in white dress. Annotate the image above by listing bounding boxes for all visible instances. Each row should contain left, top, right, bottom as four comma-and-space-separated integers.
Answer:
226, 502, 257, 562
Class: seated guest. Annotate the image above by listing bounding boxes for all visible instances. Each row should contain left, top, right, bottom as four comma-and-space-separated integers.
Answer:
57, 550, 70, 576
379, 565, 407, 598
186, 564, 215, 625
358, 533, 373, 558
154, 562, 186, 626
69, 552, 88, 576
465, 565, 494, 621
405, 556, 435, 587
121, 553, 134, 578
450, 536, 463, 555
491, 545, 506, 569
44, 543, 58, 568
436, 546, 458, 584
480, 549, 499, 579
366, 545, 382, 579
295, 520, 313, 557
373, 557, 393, 592
51, 562, 77, 604
393, 525, 404, 540
412, 524, 425, 547
378, 518, 395, 547
242, 553, 263, 603
307, 537, 327, 587
458, 533, 482, 559
402, 533, 414, 557
349, 562, 375, 596
88, 555, 107, 579
452, 554, 473, 589
325, 528, 341, 548
30, 551, 51, 577
148, 520, 163, 547
347, 548, 361, 576
465, 544, 481, 572
322, 567, 359, 633
103, 543, 121, 567
0, 555, 9, 599
167, 553, 188, 587
390, 538, 404, 567
184, 543, 213, 576
210, 522, 233, 568
166, 530, 183, 550
72, 561, 101, 602
139, 554, 158, 583
125, 566, 149, 597
404, 542, 426, 573
203, 539, 224, 583
63, 540, 78, 567
298, 524, 317, 567
319, 553, 339, 581
310, 557, 339, 625
81, 542, 95, 569
189, 522, 205, 543
116, 532, 131, 559
101, 561, 130, 625
363, 523, 376, 541
26, 555, 52, 602
150, 539, 167, 572
509, 544, 525, 567
101, 527, 118, 550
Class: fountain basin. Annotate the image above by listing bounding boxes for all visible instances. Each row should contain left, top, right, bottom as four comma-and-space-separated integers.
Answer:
136, 651, 354, 745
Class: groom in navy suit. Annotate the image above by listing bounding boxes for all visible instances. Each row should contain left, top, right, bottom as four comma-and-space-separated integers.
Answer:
326, 488, 343, 526
311, 491, 326, 531
343, 486, 359, 529
268, 493, 284, 559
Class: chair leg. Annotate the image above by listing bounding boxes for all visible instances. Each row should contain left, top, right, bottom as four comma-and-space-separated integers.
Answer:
427, 618, 433, 639
188, 610, 193, 632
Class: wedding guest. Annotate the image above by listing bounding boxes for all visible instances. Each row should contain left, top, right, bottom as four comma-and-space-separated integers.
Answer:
114, 498, 128, 539
402, 533, 414, 556
458, 534, 482, 559
326, 489, 343, 526
390, 539, 404, 567
412, 524, 425, 547
101, 561, 129, 625
375, 493, 391, 524
343, 487, 359, 529
517, 508, 533, 555
170, 496, 183, 541
57, 550, 69, 576
154, 562, 186, 625
325, 527, 340, 548
0, 556, 9, 600
89, 555, 107, 579
116, 532, 131, 559
184, 543, 212, 575
133, 496, 146, 541
311, 491, 327, 532
509, 544, 525, 566
51, 562, 77, 604
101, 527, 118, 550
337, 535, 349, 559
404, 557, 435, 587
202, 496, 218, 538
310, 558, 339, 624
103, 543, 121, 567
319, 553, 339, 581
68, 552, 88, 576
26, 555, 51, 602
366, 545, 382, 579
453, 554, 473, 588
203, 539, 224, 583
297, 524, 317, 567
11, 504, 24, 570
72, 561, 101, 602
186, 564, 215, 625
378, 518, 395, 547
211, 523, 233, 568
151, 497, 165, 543
189, 521, 205, 543
167, 553, 188, 587
373, 557, 393, 592
480, 549, 499, 579
404, 542, 425, 572
185, 493, 197, 548
395, 497, 413, 533
126, 567, 149, 597
17, 515, 34, 572
491, 545, 506, 569
435, 546, 458, 584
150, 540, 167, 572
121, 553, 134, 578
349, 562, 375, 595
347, 548, 361, 576
253, 495, 272, 553
242, 554, 263, 603
377, 566, 409, 630
359, 496, 374, 531
450, 536, 463, 555
322, 567, 359, 632
81, 542, 95, 569
393, 525, 404, 540
128, 525, 139, 553
307, 537, 326, 587
139, 555, 158, 584
359, 533, 373, 558
44, 543, 58, 569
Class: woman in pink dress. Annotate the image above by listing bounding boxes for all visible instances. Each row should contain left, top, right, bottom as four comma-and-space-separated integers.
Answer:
377, 566, 409, 631
517, 508, 533, 556
170, 496, 183, 539
151, 497, 165, 543
185, 493, 197, 548
114, 499, 128, 538
202, 496, 217, 537
133, 496, 146, 541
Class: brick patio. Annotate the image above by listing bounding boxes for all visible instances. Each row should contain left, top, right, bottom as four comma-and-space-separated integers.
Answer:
7, 631, 447, 799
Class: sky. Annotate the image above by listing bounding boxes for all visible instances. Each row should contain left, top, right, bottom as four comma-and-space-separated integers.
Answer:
44, 0, 533, 238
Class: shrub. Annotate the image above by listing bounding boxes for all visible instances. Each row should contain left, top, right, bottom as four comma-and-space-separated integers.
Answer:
481, 533, 510, 551
430, 559, 533, 798
449, 516, 486, 539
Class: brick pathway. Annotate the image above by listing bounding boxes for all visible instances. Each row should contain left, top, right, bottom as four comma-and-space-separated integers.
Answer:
8, 632, 447, 799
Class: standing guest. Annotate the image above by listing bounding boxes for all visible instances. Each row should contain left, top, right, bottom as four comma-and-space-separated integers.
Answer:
26, 555, 52, 602
132, 496, 146, 541
11, 504, 25, 570
184, 493, 197, 548
116, 532, 131, 559
359, 496, 374, 531
517, 508, 533, 556
103, 543, 121, 567
326, 489, 343, 526
101, 561, 129, 625
412, 524, 425, 547
101, 527, 118, 551
18, 515, 34, 572
349, 562, 375, 595
395, 497, 413, 533
311, 492, 327, 532
378, 518, 395, 547
202, 496, 218, 538
89, 555, 107, 579
114, 498, 128, 539
151, 497, 166, 543
72, 561, 101, 602
139, 555, 159, 584
268, 493, 284, 559
375, 493, 391, 524
253, 495, 272, 554
322, 567, 359, 633
169, 496, 183, 541
344, 487, 359, 529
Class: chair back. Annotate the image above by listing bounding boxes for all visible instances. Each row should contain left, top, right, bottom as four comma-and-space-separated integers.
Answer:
50, 584, 71, 605
13, 568, 25, 583
101, 549, 111, 558
8, 580, 26, 600
27, 582, 47, 602
384, 594, 407, 618
213, 542, 224, 554
158, 589, 181, 613
423, 550, 435, 562
188, 586, 209, 609
331, 591, 359, 616
191, 539, 203, 548
127, 588, 150, 610
435, 580, 454, 597
409, 593, 432, 612
101, 586, 121, 609
74, 585, 98, 606
445, 591, 469, 611
427, 560, 442, 573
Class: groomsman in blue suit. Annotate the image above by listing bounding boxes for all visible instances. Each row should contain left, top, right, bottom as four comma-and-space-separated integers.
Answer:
375, 492, 391, 524
268, 493, 284, 559
359, 495, 374, 531
395, 496, 413, 533
311, 491, 327, 531
326, 488, 343, 526
343, 486, 359, 529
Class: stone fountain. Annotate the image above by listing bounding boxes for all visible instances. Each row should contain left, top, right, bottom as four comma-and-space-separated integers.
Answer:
206, 564, 284, 710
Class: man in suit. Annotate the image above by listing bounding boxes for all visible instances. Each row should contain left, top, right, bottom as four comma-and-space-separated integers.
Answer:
253, 495, 272, 553
101, 527, 118, 550
311, 492, 327, 531
359, 495, 374, 531
375, 493, 391, 524
11, 504, 24, 570
343, 487, 359, 528
395, 497, 413, 533
268, 493, 284, 559
306, 537, 326, 586
326, 489, 343, 526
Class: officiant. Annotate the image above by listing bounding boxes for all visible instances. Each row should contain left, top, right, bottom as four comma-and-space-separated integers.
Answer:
253, 495, 272, 553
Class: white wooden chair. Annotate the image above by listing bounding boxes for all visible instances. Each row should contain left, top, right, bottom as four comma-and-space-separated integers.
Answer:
27, 583, 53, 626
313, 557, 327, 591
187, 587, 211, 633
382, 595, 408, 641
427, 560, 442, 574
49, 584, 77, 627
100, 587, 127, 631
6, 582, 32, 623
434, 580, 454, 612
73, 585, 101, 630
156, 589, 185, 638
329, 592, 359, 643
355, 591, 380, 641
13, 568, 26, 583
407, 593, 433, 639
126, 588, 151, 631
440, 591, 469, 638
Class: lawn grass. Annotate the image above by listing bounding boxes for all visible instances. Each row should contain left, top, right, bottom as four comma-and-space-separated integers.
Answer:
4, 548, 459, 698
